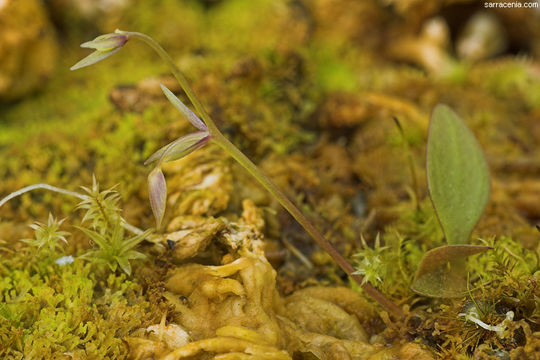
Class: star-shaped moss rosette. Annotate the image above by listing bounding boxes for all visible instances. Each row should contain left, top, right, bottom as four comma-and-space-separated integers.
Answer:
21, 213, 70, 255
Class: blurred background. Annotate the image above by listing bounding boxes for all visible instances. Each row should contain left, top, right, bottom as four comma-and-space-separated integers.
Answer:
0, 0, 539, 252
2, 0, 540, 102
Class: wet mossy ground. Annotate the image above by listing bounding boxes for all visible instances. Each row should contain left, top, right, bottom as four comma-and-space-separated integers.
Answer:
0, 1, 539, 359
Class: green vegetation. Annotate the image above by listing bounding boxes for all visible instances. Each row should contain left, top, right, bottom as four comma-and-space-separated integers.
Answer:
76, 179, 151, 275
70, 29, 403, 316
20, 214, 69, 259
0, 179, 160, 359
355, 104, 494, 298
0, 259, 160, 359
0, 1, 538, 358
0, 177, 150, 276
412, 105, 492, 297
426, 105, 490, 246
77, 224, 149, 275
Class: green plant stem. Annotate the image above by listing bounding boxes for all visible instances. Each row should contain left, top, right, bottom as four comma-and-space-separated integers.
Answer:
0, 184, 85, 206
393, 117, 420, 211
125, 31, 403, 318
120, 31, 220, 135
213, 134, 404, 317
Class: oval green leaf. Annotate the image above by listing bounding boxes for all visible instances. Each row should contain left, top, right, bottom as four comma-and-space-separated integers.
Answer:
427, 104, 490, 245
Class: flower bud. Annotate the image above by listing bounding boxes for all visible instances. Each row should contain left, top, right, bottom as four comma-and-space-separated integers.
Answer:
148, 167, 167, 227
160, 84, 208, 131
70, 33, 129, 71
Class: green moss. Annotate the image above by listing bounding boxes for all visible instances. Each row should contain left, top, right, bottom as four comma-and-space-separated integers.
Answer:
470, 236, 539, 288
1, 1, 539, 358
310, 44, 359, 93
315, 58, 358, 93
470, 59, 540, 110
0, 257, 160, 359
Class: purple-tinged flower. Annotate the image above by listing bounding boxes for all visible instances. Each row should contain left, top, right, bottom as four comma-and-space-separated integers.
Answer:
159, 84, 208, 131
145, 84, 211, 165
144, 131, 210, 166
145, 84, 211, 227
148, 167, 167, 227
70, 32, 129, 71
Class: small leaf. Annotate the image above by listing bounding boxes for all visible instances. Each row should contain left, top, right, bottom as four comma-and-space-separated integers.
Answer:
75, 226, 109, 249
160, 84, 207, 131
427, 104, 490, 245
124, 249, 147, 261
411, 244, 492, 297
148, 167, 167, 228
115, 256, 132, 275
120, 229, 152, 252
144, 131, 209, 166
107, 260, 118, 272
78, 249, 99, 261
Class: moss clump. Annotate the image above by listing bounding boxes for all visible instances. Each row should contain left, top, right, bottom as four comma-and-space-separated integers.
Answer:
1, 0, 540, 358
0, 181, 162, 359
0, 257, 161, 359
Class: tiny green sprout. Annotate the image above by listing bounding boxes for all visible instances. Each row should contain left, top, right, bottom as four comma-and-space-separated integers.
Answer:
352, 234, 388, 285
412, 104, 492, 297
21, 213, 70, 255
78, 222, 151, 275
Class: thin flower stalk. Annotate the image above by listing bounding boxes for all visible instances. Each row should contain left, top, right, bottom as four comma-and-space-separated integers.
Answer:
0, 183, 145, 236
71, 30, 404, 318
